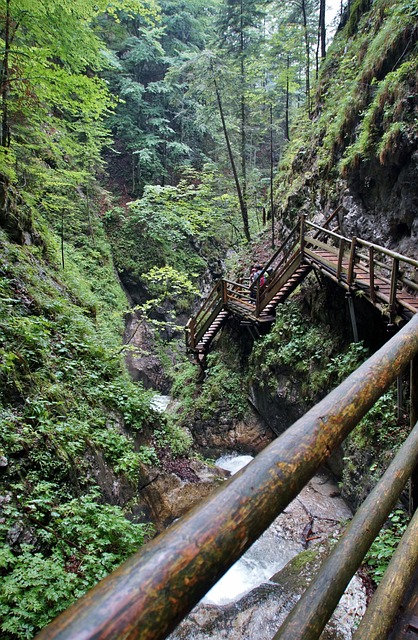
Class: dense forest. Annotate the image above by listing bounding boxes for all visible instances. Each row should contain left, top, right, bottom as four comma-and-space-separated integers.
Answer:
0, 0, 417, 637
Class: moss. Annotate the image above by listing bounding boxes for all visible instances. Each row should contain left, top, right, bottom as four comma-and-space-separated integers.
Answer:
345, 0, 373, 38
270, 544, 331, 592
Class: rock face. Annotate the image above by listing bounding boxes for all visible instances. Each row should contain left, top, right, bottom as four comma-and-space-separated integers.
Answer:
340, 151, 418, 260
248, 374, 309, 437
139, 458, 230, 532
168, 472, 366, 640
124, 312, 171, 392
189, 403, 275, 457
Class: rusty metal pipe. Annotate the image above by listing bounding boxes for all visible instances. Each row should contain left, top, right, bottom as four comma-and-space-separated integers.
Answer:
273, 418, 418, 640
35, 314, 418, 640
352, 504, 418, 640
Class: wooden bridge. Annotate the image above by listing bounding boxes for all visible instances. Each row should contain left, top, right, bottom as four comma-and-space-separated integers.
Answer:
185, 215, 418, 359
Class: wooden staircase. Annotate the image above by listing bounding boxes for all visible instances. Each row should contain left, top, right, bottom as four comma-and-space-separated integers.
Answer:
194, 310, 230, 354
185, 216, 418, 359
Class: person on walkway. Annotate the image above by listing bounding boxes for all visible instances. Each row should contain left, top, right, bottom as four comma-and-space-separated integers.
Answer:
255, 264, 265, 288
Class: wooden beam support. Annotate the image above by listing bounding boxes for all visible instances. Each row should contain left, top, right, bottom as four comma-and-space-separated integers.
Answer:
353, 503, 418, 640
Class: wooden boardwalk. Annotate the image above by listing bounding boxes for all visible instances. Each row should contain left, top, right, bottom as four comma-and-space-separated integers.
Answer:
186, 217, 418, 357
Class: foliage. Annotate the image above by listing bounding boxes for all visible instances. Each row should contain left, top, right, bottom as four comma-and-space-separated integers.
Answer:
199, 351, 248, 420
171, 343, 248, 428
104, 167, 238, 328
341, 387, 409, 508
249, 299, 352, 400
365, 509, 408, 585
99, 0, 219, 194
0, 0, 161, 240
0, 492, 154, 638
153, 417, 193, 457
0, 219, 165, 638
272, 0, 418, 230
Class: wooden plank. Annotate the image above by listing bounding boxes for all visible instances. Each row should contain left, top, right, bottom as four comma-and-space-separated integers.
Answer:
304, 235, 339, 255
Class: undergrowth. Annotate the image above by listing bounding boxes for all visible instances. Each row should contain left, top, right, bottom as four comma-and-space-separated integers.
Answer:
171, 344, 248, 426
0, 222, 164, 638
249, 300, 367, 401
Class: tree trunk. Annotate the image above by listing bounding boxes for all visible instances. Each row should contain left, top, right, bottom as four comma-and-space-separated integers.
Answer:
239, 0, 249, 240
320, 0, 326, 60
213, 75, 251, 242
315, 0, 326, 77
1, 0, 11, 148
301, 0, 311, 115
270, 104, 275, 248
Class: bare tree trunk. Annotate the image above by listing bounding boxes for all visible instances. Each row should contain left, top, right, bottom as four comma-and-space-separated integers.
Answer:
315, 0, 326, 77
213, 74, 251, 242
239, 0, 248, 231
285, 56, 290, 141
1, 0, 11, 148
301, 0, 311, 115
270, 104, 275, 248
320, 0, 326, 60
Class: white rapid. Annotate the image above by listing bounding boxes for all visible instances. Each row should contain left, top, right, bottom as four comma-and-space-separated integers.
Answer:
168, 454, 366, 639
202, 454, 302, 606
150, 394, 172, 412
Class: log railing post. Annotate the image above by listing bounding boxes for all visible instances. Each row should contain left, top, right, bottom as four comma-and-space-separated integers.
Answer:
369, 246, 376, 303
221, 279, 228, 305
336, 238, 344, 280
347, 237, 357, 286
411, 354, 418, 512
300, 214, 306, 257
389, 257, 399, 322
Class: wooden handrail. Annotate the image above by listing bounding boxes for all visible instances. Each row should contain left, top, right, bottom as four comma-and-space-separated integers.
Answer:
306, 220, 418, 269
249, 220, 300, 292
186, 216, 418, 354
36, 314, 418, 640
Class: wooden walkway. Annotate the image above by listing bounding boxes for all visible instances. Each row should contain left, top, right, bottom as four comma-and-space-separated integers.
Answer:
185, 216, 418, 357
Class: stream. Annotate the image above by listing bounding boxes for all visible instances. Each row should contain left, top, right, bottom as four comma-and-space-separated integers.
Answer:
151, 396, 367, 638
203, 453, 302, 606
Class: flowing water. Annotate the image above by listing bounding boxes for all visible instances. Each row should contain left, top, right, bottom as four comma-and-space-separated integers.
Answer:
202, 453, 303, 606
150, 394, 172, 412
168, 456, 366, 639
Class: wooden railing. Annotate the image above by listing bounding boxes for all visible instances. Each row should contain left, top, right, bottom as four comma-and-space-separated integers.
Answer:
303, 220, 418, 318
185, 216, 418, 353
185, 280, 226, 350
35, 314, 418, 640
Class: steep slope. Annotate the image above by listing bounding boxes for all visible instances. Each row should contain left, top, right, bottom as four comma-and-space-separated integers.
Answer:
0, 217, 190, 637
275, 0, 418, 258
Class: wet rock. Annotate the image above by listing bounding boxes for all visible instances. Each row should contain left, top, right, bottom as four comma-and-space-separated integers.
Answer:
140, 459, 229, 531
85, 446, 136, 507
190, 405, 275, 457
124, 313, 171, 392
168, 472, 367, 640
248, 374, 309, 437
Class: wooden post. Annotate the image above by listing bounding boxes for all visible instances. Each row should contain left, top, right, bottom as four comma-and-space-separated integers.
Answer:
346, 293, 359, 343
221, 279, 228, 306
347, 236, 357, 286
411, 354, 418, 512
300, 214, 305, 257
389, 257, 399, 322
336, 238, 344, 280
369, 246, 376, 303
